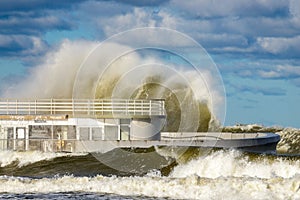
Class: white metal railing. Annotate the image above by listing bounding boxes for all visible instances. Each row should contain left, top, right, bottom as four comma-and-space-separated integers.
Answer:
0, 99, 165, 117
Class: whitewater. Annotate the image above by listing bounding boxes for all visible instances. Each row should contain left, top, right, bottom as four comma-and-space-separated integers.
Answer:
0, 147, 299, 200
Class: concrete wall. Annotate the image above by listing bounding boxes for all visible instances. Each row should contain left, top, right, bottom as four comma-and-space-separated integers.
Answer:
130, 117, 164, 140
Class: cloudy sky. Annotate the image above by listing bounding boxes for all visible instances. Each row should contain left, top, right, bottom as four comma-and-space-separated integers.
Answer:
0, 0, 300, 127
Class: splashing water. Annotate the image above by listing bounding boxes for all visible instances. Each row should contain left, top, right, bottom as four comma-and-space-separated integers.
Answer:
0, 150, 298, 200
2, 39, 223, 131
171, 149, 300, 179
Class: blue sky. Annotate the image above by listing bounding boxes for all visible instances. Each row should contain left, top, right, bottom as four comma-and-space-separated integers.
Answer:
0, 0, 300, 128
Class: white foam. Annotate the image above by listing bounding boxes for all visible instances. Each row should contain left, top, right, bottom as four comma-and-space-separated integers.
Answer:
170, 150, 300, 179
0, 174, 299, 200
0, 150, 299, 199
0, 151, 86, 167
277, 128, 300, 154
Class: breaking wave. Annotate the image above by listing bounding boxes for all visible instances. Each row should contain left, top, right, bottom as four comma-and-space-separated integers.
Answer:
2, 32, 225, 132
0, 149, 299, 200
171, 149, 300, 179
0, 174, 298, 200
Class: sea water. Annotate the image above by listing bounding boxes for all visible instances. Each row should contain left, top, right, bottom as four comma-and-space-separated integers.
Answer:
0, 126, 299, 200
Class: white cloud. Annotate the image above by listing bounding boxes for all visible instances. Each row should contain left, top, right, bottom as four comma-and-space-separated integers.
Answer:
0, 34, 47, 57
170, 0, 288, 18
257, 36, 300, 54
193, 33, 248, 48
289, 0, 300, 17
99, 8, 177, 37
289, 0, 300, 30
0, 13, 73, 35
70, 0, 300, 58
258, 70, 282, 79
79, 0, 132, 17
258, 65, 300, 79
234, 84, 286, 96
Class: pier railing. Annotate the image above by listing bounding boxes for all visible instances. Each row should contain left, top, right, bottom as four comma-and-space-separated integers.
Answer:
0, 99, 165, 118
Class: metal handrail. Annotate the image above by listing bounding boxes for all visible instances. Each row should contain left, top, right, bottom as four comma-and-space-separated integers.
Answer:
0, 99, 165, 117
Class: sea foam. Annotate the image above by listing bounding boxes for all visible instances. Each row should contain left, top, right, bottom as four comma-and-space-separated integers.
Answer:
0, 173, 298, 200
170, 149, 300, 179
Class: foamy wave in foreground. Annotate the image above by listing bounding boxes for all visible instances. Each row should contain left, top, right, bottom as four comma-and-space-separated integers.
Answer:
171, 149, 300, 179
0, 151, 86, 167
0, 150, 298, 199
0, 174, 299, 200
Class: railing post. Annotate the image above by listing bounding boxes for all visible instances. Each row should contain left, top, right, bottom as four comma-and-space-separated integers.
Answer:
162, 100, 165, 115
134, 100, 136, 115
51, 98, 53, 115
101, 100, 103, 115
28, 100, 31, 115
126, 99, 128, 115
92, 99, 95, 116
149, 100, 152, 115
6, 99, 8, 115
72, 98, 75, 117
141, 100, 143, 115
15, 99, 18, 115
88, 99, 90, 115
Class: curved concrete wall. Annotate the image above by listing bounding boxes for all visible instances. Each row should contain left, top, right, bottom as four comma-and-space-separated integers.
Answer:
130, 117, 164, 140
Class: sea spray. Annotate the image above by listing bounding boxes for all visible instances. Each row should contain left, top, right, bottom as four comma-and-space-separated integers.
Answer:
1, 39, 222, 132
93, 55, 217, 131
170, 149, 300, 179
277, 128, 300, 154
1, 40, 98, 99
0, 170, 299, 199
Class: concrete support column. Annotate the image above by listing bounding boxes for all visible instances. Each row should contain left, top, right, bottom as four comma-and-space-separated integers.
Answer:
25, 126, 29, 151
130, 117, 164, 140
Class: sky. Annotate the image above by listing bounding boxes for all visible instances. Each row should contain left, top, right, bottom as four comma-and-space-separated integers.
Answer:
0, 0, 300, 128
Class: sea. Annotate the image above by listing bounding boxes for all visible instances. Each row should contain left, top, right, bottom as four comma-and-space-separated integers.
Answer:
0, 125, 299, 200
